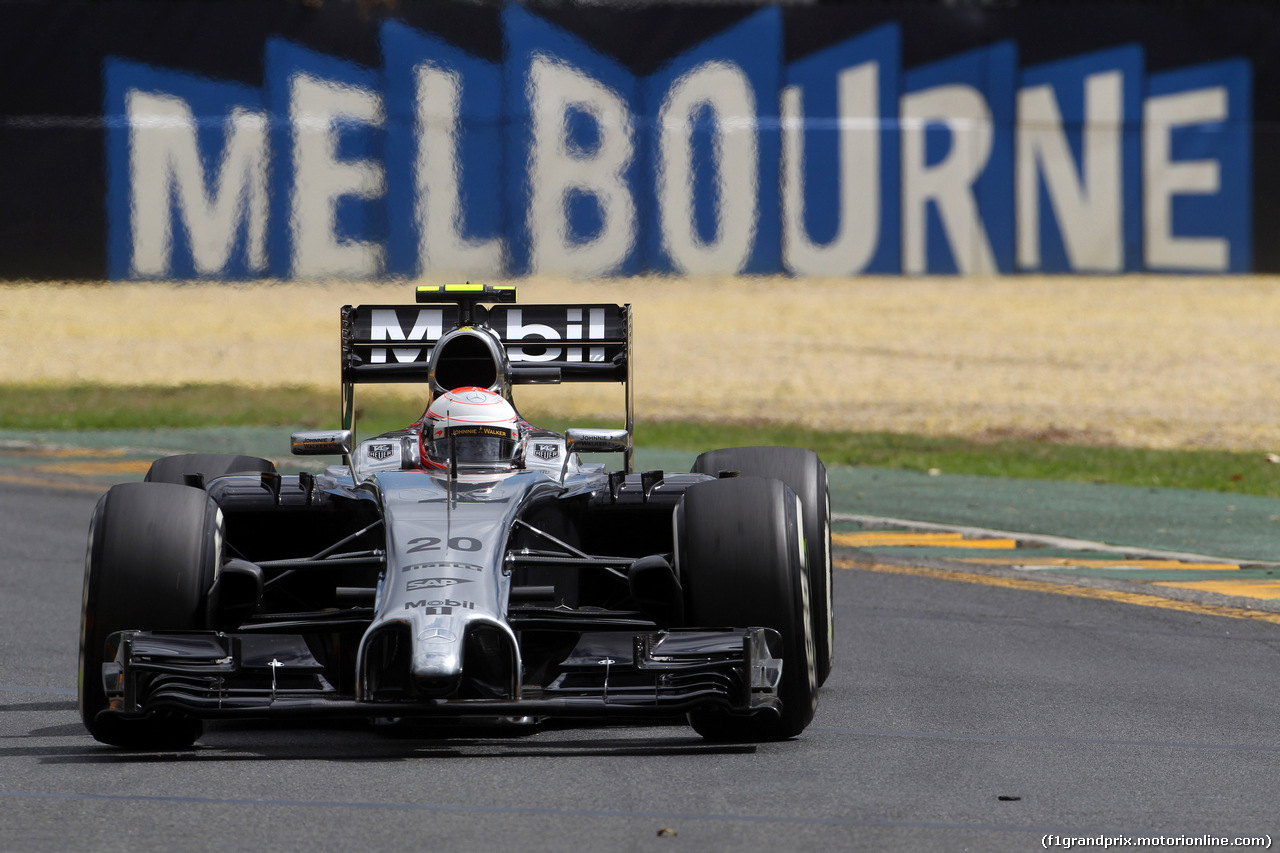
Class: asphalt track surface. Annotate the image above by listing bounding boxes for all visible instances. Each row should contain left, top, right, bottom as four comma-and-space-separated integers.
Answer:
4, 480, 1280, 852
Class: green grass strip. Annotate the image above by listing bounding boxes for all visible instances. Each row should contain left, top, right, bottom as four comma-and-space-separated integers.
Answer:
3, 383, 1278, 498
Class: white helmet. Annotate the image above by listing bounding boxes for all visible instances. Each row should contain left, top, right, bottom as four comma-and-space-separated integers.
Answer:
421, 387, 522, 470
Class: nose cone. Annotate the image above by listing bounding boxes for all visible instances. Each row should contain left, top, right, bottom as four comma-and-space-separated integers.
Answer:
412, 646, 463, 698
414, 626, 463, 682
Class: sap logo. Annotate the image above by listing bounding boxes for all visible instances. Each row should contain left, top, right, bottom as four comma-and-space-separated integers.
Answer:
105, 12, 1252, 278
406, 577, 473, 591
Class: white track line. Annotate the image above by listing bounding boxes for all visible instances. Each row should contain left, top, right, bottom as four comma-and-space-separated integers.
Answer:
833, 511, 1280, 569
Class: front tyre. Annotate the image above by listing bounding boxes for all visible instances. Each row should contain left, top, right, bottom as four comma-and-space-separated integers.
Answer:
692, 447, 833, 685
678, 476, 817, 741
79, 482, 222, 748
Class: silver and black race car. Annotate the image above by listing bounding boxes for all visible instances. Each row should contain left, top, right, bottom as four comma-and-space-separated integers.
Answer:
79, 284, 833, 748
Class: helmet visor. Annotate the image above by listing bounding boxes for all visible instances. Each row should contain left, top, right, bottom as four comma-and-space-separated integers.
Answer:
430, 426, 519, 467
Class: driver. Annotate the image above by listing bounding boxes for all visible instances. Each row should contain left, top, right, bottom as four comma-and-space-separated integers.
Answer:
417, 387, 524, 472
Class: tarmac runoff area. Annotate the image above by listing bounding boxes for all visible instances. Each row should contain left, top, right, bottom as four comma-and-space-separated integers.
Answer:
6, 428, 1280, 623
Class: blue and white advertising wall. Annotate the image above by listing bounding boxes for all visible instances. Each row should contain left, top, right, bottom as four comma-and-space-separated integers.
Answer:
0, 1, 1267, 279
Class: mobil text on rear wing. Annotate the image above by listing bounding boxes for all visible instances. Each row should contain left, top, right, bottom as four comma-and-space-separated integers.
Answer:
341, 302, 630, 385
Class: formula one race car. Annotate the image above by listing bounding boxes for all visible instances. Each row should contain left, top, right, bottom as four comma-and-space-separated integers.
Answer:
79, 284, 832, 748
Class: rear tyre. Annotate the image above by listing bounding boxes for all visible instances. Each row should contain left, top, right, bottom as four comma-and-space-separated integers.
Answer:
145, 453, 276, 486
692, 447, 833, 685
79, 482, 222, 748
679, 476, 817, 741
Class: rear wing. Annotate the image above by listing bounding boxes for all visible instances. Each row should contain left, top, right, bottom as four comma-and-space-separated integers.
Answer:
340, 305, 630, 384
338, 285, 633, 470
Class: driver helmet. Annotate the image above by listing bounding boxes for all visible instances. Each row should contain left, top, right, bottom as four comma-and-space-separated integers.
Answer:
420, 387, 522, 471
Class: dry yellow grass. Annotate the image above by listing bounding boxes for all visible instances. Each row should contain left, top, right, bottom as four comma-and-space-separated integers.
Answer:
3, 276, 1279, 450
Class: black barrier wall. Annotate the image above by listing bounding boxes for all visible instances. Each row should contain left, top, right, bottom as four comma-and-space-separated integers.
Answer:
0, 0, 1274, 279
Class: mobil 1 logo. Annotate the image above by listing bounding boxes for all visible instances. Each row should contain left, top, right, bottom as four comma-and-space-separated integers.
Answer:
404, 598, 477, 614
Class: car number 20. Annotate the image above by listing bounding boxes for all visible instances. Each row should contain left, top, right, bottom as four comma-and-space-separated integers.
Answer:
407, 536, 483, 553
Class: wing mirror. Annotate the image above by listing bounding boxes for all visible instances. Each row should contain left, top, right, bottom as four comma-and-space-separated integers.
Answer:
565, 428, 630, 455
291, 430, 353, 456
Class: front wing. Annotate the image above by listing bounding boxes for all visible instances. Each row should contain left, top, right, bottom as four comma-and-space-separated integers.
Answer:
95, 627, 783, 724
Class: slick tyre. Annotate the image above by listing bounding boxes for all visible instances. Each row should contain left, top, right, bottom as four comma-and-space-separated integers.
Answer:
145, 453, 276, 486
679, 476, 818, 741
79, 482, 222, 749
693, 447, 833, 685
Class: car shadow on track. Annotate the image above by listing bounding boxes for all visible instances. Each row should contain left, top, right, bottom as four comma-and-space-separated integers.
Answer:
15, 719, 758, 764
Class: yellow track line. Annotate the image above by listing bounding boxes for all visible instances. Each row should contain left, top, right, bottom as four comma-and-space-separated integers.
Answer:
1151, 579, 1280, 600
834, 532, 1017, 549
29, 447, 127, 459
952, 557, 1239, 571
837, 531, 963, 542
0, 472, 108, 494
32, 461, 151, 476
835, 557, 1280, 627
